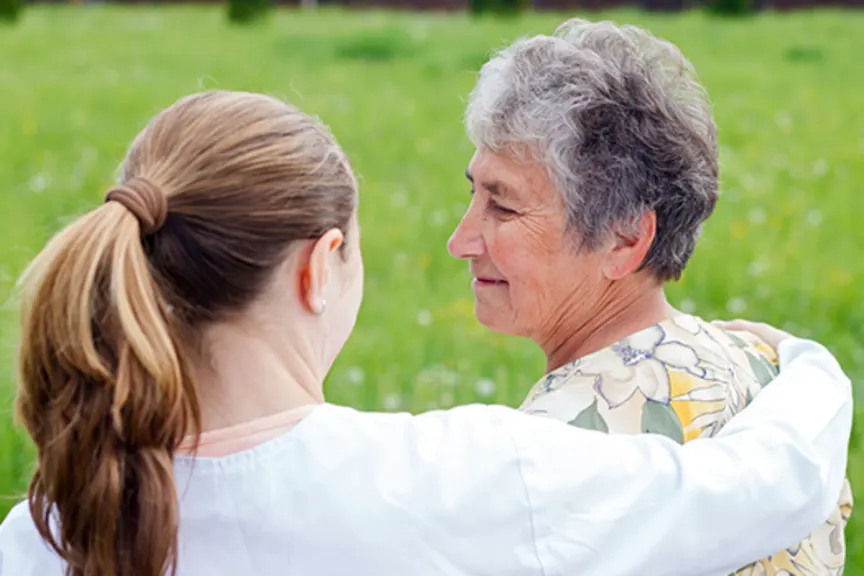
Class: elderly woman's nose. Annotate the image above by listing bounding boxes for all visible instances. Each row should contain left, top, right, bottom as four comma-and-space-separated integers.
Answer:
447, 214, 484, 259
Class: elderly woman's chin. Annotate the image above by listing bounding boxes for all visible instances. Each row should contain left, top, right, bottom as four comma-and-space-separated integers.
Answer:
472, 292, 513, 334
473, 304, 545, 345
474, 306, 509, 334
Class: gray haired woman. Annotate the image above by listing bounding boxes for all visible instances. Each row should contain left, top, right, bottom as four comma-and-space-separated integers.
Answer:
449, 19, 851, 574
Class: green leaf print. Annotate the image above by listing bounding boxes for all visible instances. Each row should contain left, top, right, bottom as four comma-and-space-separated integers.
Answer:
568, 399, 609, 433
763, 356, 779, 376
746, 351, 777, 388
641, 400, 685, 444
724, 330, 750, 349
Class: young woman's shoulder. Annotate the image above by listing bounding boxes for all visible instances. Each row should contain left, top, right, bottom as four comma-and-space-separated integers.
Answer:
301, 402, 542, 513
0, 501, 65, 574
311, 402, 528, 465
253, 402, 547, 575
320, 401, 524, 433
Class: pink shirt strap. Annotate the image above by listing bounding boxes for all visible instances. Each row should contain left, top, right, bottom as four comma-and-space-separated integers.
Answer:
177, 403, 320, 458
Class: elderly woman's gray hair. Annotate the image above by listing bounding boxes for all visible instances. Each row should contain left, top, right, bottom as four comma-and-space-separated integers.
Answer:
465, 19, 718, 281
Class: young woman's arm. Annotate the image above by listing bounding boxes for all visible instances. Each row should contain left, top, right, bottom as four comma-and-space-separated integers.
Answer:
508, 337, 851, 575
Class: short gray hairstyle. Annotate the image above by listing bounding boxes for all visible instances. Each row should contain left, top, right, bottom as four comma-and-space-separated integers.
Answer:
466, 19, 718, 281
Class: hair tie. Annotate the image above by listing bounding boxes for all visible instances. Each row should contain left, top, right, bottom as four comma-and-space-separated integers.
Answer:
104, 177, 168, 235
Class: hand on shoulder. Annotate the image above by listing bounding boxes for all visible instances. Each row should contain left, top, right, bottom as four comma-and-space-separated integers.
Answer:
712, 318, 794, 350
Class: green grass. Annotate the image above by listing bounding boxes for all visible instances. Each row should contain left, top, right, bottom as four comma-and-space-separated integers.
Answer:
2, 2, 864, 567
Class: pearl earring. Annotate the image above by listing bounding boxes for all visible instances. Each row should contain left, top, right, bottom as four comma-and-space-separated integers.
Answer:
316, 299, 327, 316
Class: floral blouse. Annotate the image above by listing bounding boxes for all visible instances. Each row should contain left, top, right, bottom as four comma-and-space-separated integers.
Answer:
519, 314, 853, 576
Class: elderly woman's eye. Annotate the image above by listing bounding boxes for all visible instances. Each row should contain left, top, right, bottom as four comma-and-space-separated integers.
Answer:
488, 200, 517, 215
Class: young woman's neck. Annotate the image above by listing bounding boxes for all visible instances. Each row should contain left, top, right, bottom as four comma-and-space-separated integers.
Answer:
192, 319, 326, 432
542, 276, 676, 373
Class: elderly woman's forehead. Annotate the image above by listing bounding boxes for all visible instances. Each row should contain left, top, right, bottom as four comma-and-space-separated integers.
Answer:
469, 148, 552, 192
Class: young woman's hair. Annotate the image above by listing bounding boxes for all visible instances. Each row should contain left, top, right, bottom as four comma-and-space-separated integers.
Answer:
14, 90, 357, 576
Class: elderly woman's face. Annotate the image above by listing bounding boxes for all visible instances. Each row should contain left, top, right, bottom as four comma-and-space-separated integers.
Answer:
448, 148, 610, 342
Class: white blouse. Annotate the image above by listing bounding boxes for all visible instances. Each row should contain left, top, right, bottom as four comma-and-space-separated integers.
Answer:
0, 338, 852, 576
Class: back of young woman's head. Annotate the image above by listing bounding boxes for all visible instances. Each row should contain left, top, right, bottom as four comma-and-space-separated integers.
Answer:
15, 90, 358, 576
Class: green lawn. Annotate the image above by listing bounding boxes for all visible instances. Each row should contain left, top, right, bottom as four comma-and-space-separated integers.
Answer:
2, 3, 863, 568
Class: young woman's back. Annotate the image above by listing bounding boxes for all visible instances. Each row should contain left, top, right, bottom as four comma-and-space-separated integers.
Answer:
1, 378, 855, 576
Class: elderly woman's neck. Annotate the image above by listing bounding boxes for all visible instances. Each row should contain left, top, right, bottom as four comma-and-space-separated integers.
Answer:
542, 278, 676, 373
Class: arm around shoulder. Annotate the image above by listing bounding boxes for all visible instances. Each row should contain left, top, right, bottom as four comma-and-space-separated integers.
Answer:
501, 337, 852, 576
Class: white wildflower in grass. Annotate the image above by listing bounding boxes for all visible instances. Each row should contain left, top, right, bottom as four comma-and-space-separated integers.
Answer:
806, 209, 823, 227
428, 209, 447, 227
383, 394, 402, 411
437, 368, 459, 387
345, 366, 365, 386
28, 173, 49, 193
726, 298, 748, 315
414, 367, 460, 412
416, 309, 432, 327
474, 379, 496, 398
416, 365, 459, 388
774, 110, 793, 132
812, 158, 829, 177
747, 259, 768, 278
748, 207, 766, 225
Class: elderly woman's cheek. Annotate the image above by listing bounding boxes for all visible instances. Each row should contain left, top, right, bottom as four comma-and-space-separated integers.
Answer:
485, 226, 530, 282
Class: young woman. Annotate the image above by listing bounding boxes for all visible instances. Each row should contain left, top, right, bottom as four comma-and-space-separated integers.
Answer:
0, 90, 852, 576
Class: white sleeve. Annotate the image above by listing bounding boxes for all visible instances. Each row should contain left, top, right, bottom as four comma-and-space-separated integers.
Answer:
501, 337, 852, 576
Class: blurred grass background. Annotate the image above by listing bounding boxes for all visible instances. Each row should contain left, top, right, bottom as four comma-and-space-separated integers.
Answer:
1, 3, 863, 567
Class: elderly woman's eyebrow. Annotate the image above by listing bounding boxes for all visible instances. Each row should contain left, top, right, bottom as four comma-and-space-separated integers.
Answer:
465, 169, 511, 197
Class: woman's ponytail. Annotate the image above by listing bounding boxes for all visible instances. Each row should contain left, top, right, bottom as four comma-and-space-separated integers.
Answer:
13, 89, 361, 576
16, 186, 200, 576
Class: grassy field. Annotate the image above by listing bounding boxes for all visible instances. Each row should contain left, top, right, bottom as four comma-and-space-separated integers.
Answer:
2, 2, 863, 567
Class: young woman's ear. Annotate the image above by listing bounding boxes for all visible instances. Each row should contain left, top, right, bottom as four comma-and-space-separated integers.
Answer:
299, 228, 344, 315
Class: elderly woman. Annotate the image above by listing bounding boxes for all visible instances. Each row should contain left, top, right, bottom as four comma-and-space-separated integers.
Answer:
449, 19, 852, 575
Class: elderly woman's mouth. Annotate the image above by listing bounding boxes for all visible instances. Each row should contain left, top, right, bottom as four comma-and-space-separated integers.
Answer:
473, 277, 509, 287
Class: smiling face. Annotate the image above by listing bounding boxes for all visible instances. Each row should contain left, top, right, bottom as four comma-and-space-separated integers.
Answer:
447, 147, 615, 344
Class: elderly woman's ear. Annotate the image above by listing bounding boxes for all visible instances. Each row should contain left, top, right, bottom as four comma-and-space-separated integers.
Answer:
602, 210, 657, 281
